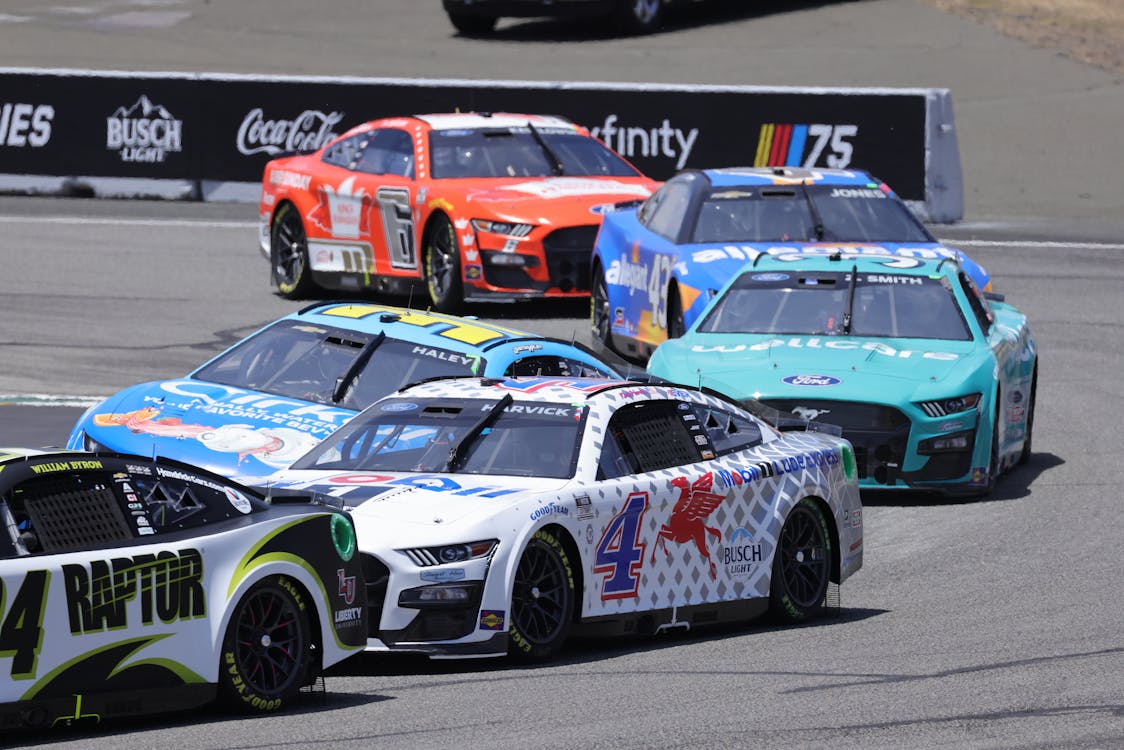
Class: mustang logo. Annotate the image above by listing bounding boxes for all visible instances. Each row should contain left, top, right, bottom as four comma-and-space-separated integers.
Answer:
651, 473, 725, 579
791, 406, 831, 421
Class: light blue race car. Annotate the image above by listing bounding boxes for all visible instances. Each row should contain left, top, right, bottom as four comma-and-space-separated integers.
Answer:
590, 167, 992, 364
646, 251, 1036, 496
69, 302, 628, 478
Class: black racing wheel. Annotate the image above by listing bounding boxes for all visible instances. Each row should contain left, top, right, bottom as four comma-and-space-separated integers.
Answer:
219, 575, 315, 713
509, 529, 575, 662
271, 203, 316, 299
769, 499, 832, 623
424, 214, 463, 313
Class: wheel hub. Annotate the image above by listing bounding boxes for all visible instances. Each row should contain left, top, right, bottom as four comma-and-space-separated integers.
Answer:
260, 633, 272, 649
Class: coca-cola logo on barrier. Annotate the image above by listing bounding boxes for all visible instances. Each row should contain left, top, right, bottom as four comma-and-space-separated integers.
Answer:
237, 108, 344, 156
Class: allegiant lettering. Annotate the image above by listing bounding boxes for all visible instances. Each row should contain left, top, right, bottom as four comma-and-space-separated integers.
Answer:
605, 257, 648, 296
62, 549, 205, 635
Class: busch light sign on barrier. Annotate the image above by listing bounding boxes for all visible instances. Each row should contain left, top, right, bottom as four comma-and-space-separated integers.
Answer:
0, 69, 964, 221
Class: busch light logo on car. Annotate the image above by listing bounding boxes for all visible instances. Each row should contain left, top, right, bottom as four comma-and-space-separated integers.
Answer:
782, 374, 842, 387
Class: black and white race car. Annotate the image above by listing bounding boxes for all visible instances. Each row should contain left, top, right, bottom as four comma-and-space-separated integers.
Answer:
0, 450, 366, 731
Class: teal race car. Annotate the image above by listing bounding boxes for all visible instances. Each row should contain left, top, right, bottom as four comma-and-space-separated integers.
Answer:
647, 251, 1037, 496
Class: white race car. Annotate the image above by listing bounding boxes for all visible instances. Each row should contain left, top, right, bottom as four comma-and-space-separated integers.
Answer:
260, 376, 863, 661
0, 450, 366, 731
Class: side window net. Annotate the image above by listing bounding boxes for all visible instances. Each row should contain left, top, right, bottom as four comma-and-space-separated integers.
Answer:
603, 401, 704, 476
15, 474, 133, 553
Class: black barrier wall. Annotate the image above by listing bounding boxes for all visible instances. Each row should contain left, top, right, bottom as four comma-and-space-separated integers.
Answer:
0, 69, 963, 221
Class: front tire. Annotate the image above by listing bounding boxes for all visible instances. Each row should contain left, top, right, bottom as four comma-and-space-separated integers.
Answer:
424, 214, 463, 313
666, 284, 686, 339
509, 529, 575, 662
591, 261, 614, 351
769, 498, 832, 623
219, 575, 315, 713
984, 389, 1002, 495
271, 203, 316, 299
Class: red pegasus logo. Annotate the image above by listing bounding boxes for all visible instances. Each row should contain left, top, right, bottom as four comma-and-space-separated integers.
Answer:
651, 473, 725, 579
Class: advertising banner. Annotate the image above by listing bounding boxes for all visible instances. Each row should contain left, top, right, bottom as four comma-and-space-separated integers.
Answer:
0, 70, 962, 220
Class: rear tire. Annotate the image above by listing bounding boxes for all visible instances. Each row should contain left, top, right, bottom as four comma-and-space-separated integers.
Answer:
508, 529, 575, 662
447, 11, 497, 35
613, 0, 664, 35
219, 575, 315, 713
1019, 366, 1037, 465
424, 214, 463, 313
769, 498, 831, 623
271, 203, 316, 299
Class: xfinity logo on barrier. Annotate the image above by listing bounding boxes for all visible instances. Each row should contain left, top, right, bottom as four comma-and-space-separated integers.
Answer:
589, 114, 699, 170
0, 102, 54, 147
237, 108, 344, 156
106, 95, 182, 163
782, 374, 841, 386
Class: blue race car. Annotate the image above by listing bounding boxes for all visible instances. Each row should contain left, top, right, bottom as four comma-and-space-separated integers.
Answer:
647, 251, 1036, 496
69, 302, 627, 478
590, 167, 992, 363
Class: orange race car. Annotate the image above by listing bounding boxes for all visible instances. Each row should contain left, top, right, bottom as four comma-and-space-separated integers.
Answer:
258, 112, 660, 311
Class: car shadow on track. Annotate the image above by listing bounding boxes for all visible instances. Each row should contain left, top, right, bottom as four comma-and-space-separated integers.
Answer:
327, 605, 887, 678
859, 450, 1065, 507
7, 690, 392, 745
453, 0, 875, 41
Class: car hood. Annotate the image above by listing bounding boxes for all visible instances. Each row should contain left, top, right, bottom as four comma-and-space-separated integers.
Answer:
650, 333, 988, 403
456, 176, 656, 220
68, 378, 354, 476
260, 470, 570, 527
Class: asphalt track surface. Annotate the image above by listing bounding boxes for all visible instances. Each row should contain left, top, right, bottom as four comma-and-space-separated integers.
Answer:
2, 1, 1124, 748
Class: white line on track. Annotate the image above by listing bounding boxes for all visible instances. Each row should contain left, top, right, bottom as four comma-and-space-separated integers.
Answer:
0, 215, 256, 229
0, 394, 104, 407
3, 216, 1122, 249
937, 238, 1124, 250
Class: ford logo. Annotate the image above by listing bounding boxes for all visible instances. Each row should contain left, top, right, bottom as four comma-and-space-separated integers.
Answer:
380, 401, 419, 412
782, 374, 841, 387
751, 273, 789, 281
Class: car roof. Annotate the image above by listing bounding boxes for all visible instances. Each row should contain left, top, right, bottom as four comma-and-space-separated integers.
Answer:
371, 112, 581, 132
700, 167, 880, 188
287, 301, 539, 348
392, 376, 632, 403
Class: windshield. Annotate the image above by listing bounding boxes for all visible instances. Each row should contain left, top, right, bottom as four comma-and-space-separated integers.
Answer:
698, 270, 972, 340
429, 127, 640, 179
292, 397, 586, 478
194, 320, 480, 409
691, 184, 935, 243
